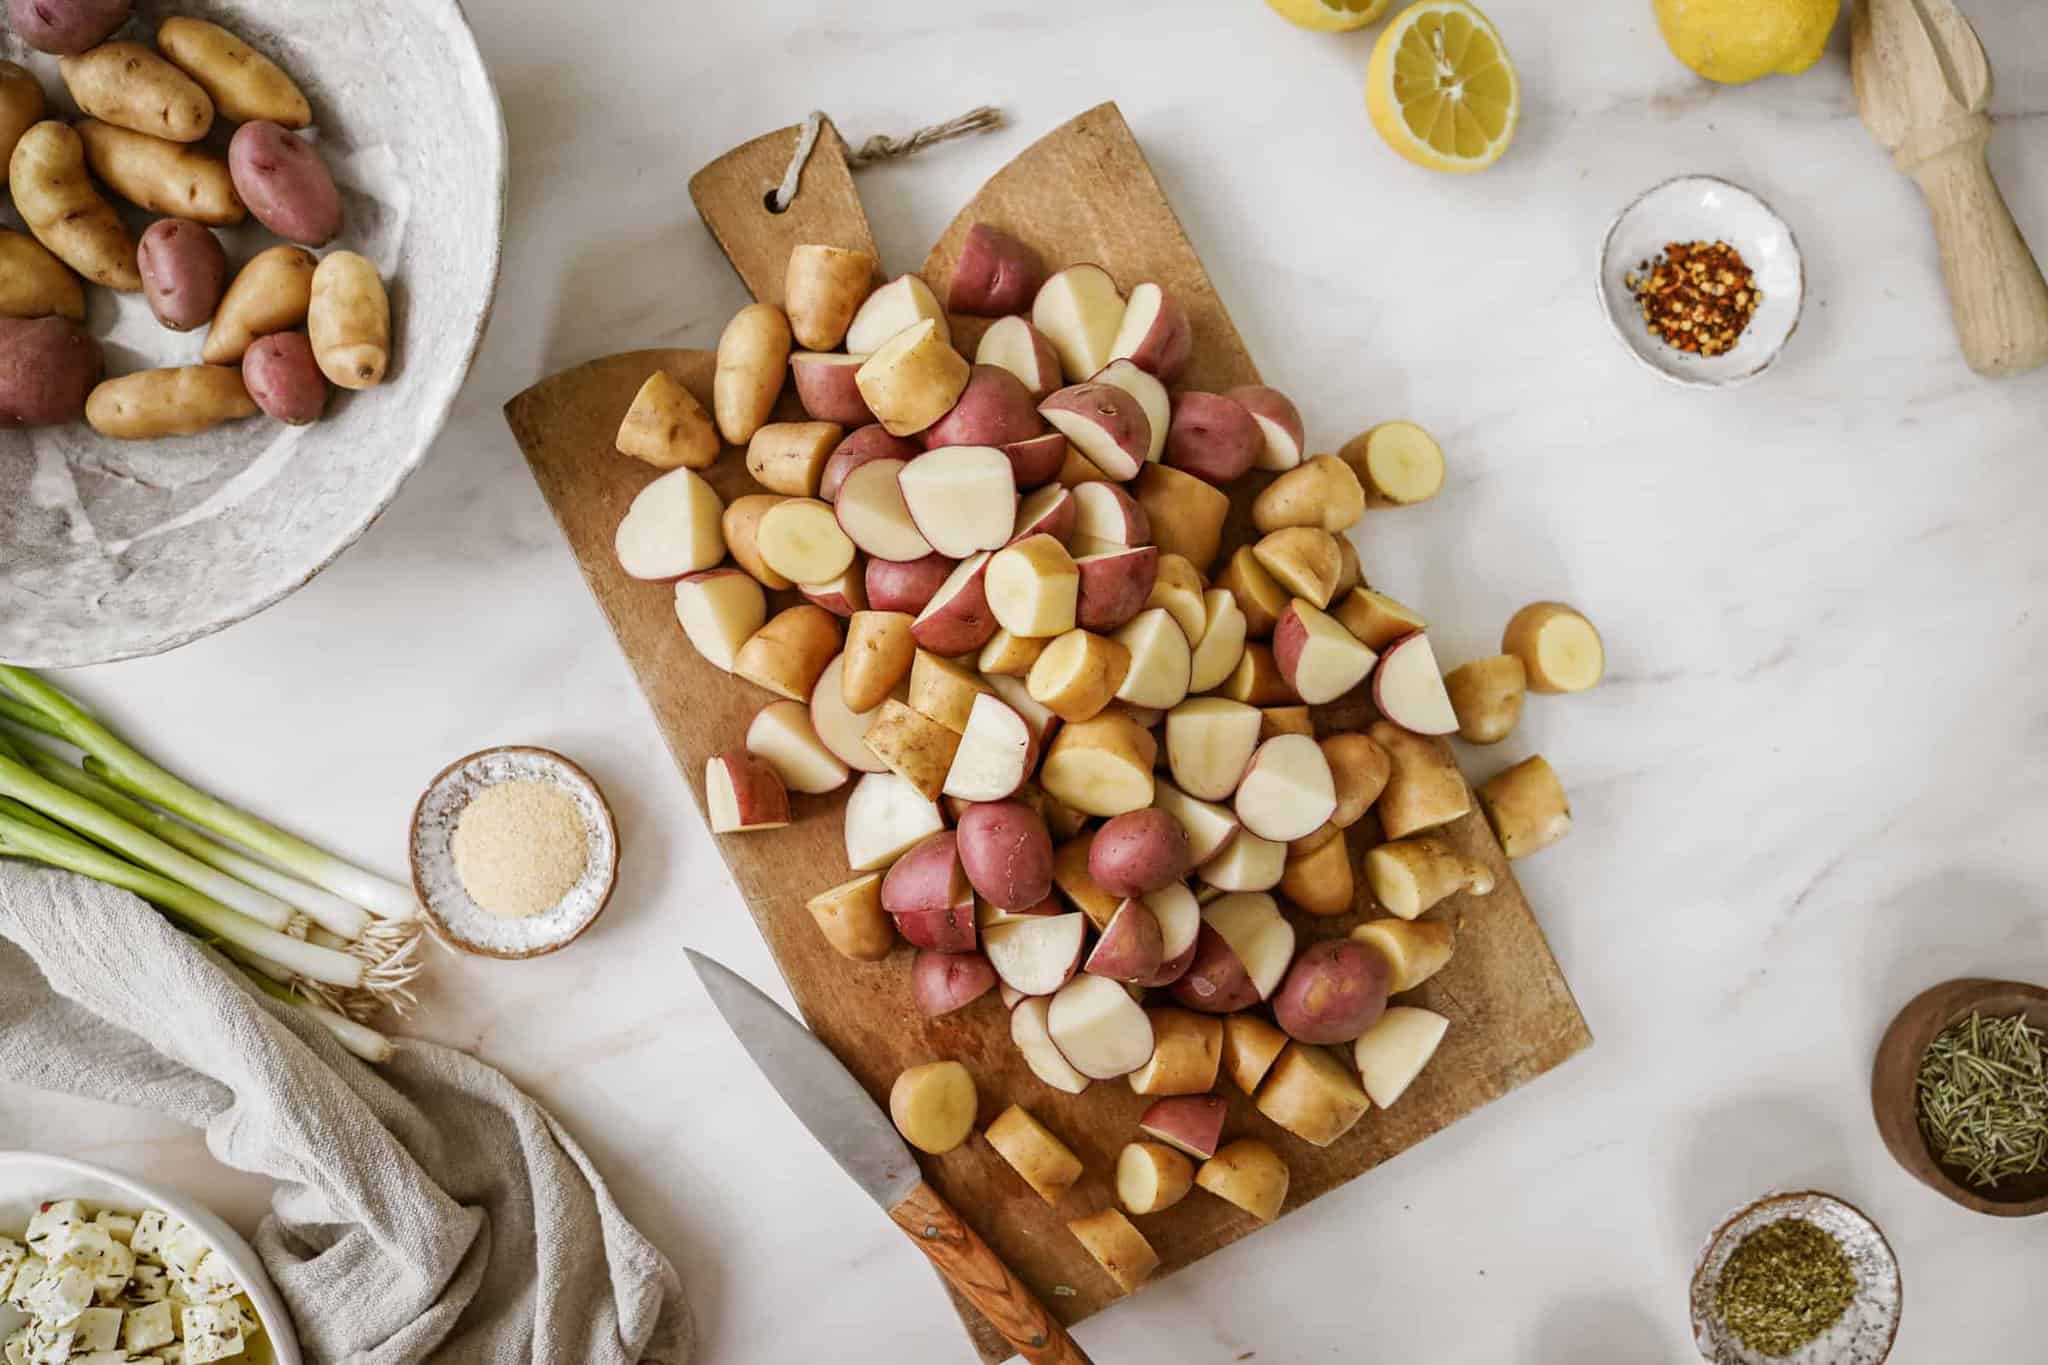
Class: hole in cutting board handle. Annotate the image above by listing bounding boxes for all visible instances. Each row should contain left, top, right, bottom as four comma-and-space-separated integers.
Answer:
761, 187, 788, 215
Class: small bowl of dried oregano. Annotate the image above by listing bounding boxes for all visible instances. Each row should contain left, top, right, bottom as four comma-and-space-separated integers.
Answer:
1689, 1190, 1901, 1365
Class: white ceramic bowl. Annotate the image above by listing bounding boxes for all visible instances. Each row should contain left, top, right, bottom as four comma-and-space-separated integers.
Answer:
0, 0, 506, 668
0, 1150, 301, 1363
1597, 174, 1804, 389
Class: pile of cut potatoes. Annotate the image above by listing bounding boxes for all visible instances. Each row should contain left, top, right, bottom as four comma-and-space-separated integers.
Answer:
609, 225, 1603, 1293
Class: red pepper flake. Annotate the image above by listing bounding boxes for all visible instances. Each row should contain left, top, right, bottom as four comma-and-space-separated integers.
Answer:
1624, 240, 1761, 358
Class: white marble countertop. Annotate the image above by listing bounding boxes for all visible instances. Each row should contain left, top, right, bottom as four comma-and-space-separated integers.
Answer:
7, 0, 2048, 1359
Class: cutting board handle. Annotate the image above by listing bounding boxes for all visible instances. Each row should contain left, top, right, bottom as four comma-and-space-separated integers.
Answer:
1905, 117, 2048, 378
689, 116, 880, 307
889, 1180, 1093, 1365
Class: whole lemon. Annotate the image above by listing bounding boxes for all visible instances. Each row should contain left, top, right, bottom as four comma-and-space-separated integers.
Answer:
1653, 0, 1839, 84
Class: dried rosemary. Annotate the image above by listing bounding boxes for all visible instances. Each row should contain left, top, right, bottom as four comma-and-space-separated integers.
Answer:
1916, 1010, 2048, 1188
1716, 1218, 1856, 1357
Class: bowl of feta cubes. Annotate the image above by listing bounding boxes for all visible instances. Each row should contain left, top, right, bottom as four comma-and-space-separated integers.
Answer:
0, 1152, 298, 1365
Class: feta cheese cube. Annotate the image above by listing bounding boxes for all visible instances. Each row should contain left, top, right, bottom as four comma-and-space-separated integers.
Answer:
20, 1320, 74, 1365
156, 1229, 208, 1286
49, 1222, 114, 1274
177, 1306, 241, 1365
72, 1306, 122, 1352
21, 1259, 96, 1326
89, 1241, 133, 1306
126, 1266, 167, 1304
23, 1202, 84, 1258
7, 1257, 47, 1309
175, 1254, 238, 1308
89, 1213, 136, 1247
127, 1214, 171, 1265
122, 1302, 175, 1355
229, 1304, 258, 1340
3, 1327, 27, 1365
0, 1237, 25, 1299
150, 1348, 184, 1365
73, 1353, 133, 1365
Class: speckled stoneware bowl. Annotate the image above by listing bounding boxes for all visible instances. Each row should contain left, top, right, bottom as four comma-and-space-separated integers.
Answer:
0, 0, 506, 668
1597, 174, 1805, 389
1690, 1191, 1902, 1365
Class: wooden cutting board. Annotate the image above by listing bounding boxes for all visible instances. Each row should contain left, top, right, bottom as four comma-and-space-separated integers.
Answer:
504, 103, 1592, 1362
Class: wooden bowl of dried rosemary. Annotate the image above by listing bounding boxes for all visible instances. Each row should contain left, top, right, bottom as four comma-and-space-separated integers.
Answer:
1872, 978, 2048, 1217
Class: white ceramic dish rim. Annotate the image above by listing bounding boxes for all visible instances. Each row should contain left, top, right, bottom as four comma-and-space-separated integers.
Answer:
1595, 173, 1805, 391
0, 0, 509, 670
0, 1149, 301, 1363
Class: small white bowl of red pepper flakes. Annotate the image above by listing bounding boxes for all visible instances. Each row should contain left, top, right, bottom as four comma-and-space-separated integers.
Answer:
1598, 174, 1806, 389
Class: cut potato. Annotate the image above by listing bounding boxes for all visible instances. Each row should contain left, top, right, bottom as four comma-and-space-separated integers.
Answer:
985, 534, 1078, 638
1197, 827, 1286, 893
1350, 917, 1455, 993
705, 749, 791, 833
614, 467, 725, 581
1198, 891, 1296, 1002
1145, 555, 1206, 643
1353, 1006, 1449, 1108
913, 949, 997, 1018
1133, 463, 1231, 572
1067, 1208, 1159, 1295
1112, 607, 1193, 710
811, 654, 892, 775
722, 493, 794, 590
1234, 734, 1337, 843
1322, 732, 1391, 828
1218, 644, 1296, 707
844, 771, 946, 871
1040, 713, 1156, 816
733, 604, 841, 703
1270, 938, 1389, 1045
1139, 882, 1203, 987
1139, 1093, 1227, 1160
1195, 1139, 1289, 1222
1151, 779, 1239, 865
1225, 385, 1305, 472
1032, 264, 1125, 380
1165, 697, 1261, 802
856, 318, 969, 436
1041, 381, 1150, 482
1370, 721, 1472, 839
713, 302, 791, 445
800, 565, 866, 618
1127, 1007, 1222, 1096
1255, 1042, 1372, 1148
1279, 831, 1355, 916
1012, 482, 1078, 543
979, 629, 1051, 677
944, 693, 1037, 801
911, 552, 998, 656
1046, 974, 1155, 1080
1074, 546, 1160, 634
617, 370, 718, 470
862, 698, 962, 801
1222, 1012, 1290, 1095
1109, 281, 1193, 382
1070, 479, 1151, 546
746, 699, 851, 794
746, 420, 843, 496
908, 650, 993, 733
1252, 454, 1365, 534
673, 569, 766, 673
834, 457, 934, 562
845, 272, 948, 355
1011, 995, 1091, 1094
984, 910, 1087, 996
1188, 589, 1249, 694
889, 1060, 977, 1154
842, 612, 916, 714
785, 243, 876, 350
1090, 357, 1170, 463
1444, 654, 1528, 745
900, 444, 1018, 557
1477, 754, 1572, 858
757, 497, 855, 585
986, 1105, 1084, 1204
1373, 632, 1459, 736
1501, 601, 1605, 694
1363, 837, 1494, 919
1272, 598, 1377, 705
1252, 527, 1342, 609
1218, 546, 1290, 639
1027, 629, 1131, 723
1081, 896, 1162, 986
1261, 706, 1315, 741
975, 314, 1063, 398
1341, 420, 1444, 507
1117, 1140, 1196, 1216
1332, 587, 1427, 651
804, 872, 896, 961
1052, 834, 1122, 929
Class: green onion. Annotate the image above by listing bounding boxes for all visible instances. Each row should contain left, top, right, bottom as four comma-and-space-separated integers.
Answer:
0, 799, 364, 988
236, 961, 396, 1064
0, 666, 418, 923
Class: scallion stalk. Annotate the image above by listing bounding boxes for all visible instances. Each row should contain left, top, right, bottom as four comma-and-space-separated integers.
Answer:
0, 666, 418, 923
0, 799, 364, 988
240, 969, 396, 1064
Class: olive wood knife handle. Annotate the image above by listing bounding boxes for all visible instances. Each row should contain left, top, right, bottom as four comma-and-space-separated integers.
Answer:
888, 1179, 1092, 1365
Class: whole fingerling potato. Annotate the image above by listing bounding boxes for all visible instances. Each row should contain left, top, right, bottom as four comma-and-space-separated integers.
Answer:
6, 0, 131, 56
156, 18, 311, 128
60, 42, 214, 143
0, 317, 102, 427
228, 121, 341, 246
241, 333, 327, 426
86, 365, 257, 439
0, 230, 85, 321
0, 62, 47, 183
202, 244, 315, 364
136, 219, 226, 332
8, 121, 142, 291
77, 119, 244, 225
307, 251, 390, 390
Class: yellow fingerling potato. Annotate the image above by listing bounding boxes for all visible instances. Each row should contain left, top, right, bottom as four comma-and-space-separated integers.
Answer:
204, 245, 317, 365
77, 119, 245, 226
714, 303, 792, 445
0, 62, 46, 185
156, 18, 312, 128
61, 42, 215, 143
307, 251, 391, 390
86, 366, 258, 440
8, 122, 141, 291
0, 230, 85, 321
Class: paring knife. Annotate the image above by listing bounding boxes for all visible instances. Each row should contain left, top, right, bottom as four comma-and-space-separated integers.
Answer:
686, 949, 1093, 1365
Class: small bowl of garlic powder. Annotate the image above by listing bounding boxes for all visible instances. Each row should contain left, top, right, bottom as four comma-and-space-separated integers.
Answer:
409, 746, 619, 959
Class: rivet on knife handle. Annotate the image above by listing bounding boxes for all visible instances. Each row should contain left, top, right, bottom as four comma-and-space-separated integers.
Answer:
888, 1179, 1093, 1365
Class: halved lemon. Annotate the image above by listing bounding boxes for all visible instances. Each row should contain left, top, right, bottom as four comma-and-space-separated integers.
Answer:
1366, 0, 1520, 173
1265, 0, 1393, 33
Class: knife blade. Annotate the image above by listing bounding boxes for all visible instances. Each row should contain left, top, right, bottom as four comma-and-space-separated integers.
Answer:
686, 949, 1093, 1365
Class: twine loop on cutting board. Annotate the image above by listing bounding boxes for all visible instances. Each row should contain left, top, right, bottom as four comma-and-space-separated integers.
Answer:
769, 106, 1004, 211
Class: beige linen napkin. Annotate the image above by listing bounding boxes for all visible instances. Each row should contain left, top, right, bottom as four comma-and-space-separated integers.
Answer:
0, 862, 693, 1365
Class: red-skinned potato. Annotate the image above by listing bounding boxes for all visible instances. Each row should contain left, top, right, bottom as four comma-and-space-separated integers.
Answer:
1002, 432, 1068, 490
865, 552, 955, 615
745, 698, 850, 794
1139, 1093, 1227, 1160
1133, 463, 1231, 573
242, 332, 327, 426
910, 552, 997, 655
1083, 896, 1164, 984
922, 363, 1043, 449
1074, 546, 1159, 633
784, 243, 876, 351
1151, 781, 1239, 866
820, 424, 923, 500
799, 564, 866, 618
1139, 882, 1203, 987
1052, 834, 1121, 929
912, 949, 997, 1017
1167, 923, 1260, 1014
1373, 632, 1459, 735
948, 223, 1047, 316
1071, 480, 1150, 548
1271, 937, 1391, 1045
1088, 808, 1193, 897
881, 830, 969, 915
1032, 263, 1124, 381
1040, 381, 1149, 481
1090, 358, 1169, 464
1225, 384, 1305, 471
1012, 483, 1078, 544
789, 352, 873, 425
1164, 390, 1260, 486
955, 798, 1054, 910
1199, 892, 1296, 1001
1108, 281, 1192, 383
1273, 598, 1378, 705
705, 749, 791, 833
974, 314, 1062, 399
1046, 973, 1155, 1080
